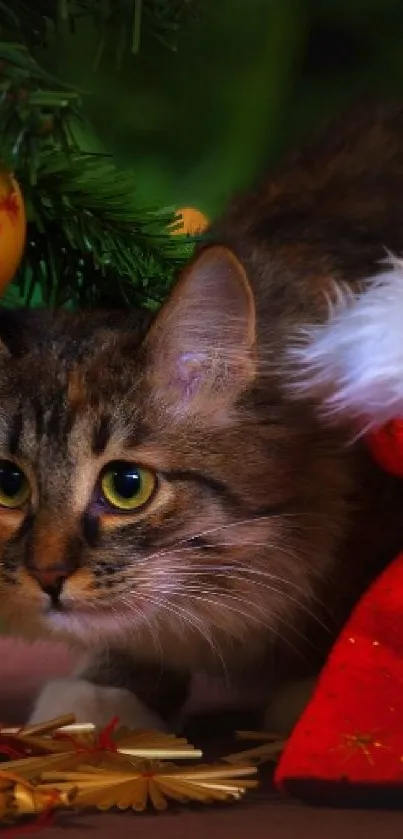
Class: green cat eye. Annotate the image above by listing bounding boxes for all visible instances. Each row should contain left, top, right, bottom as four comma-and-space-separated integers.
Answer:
0, 460, 30, 509
100, 461, 157, 512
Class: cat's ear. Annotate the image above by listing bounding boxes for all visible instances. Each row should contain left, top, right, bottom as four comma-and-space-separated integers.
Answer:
144, 246, 256, 419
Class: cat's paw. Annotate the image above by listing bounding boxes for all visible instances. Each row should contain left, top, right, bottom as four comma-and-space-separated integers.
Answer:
28, 678, 168, 731
264, 677, 316, 736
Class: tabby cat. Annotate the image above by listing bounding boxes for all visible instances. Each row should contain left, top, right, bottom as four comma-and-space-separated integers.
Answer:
1, 102, 403, 733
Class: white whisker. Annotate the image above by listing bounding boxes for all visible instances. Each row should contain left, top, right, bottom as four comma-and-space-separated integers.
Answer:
135, 591, 229, 679
173, 590, 310, 660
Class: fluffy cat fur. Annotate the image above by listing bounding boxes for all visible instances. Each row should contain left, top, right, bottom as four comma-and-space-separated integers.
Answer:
1, 101, 403, 733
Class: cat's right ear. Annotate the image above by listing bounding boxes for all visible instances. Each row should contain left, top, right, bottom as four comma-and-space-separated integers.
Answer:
144, 246, 256, 421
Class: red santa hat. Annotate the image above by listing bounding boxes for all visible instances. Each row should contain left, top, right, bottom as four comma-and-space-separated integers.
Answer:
274, 256, 403, 807
289, 255, 403, 473
290, 255, 403, 427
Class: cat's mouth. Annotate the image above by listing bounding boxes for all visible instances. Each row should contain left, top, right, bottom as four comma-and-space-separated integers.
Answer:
40, 589, 90, 618
40, 593, 151, 646
42, 593, 131, 621
44, 596, 95, 617
45, 599, 67, 614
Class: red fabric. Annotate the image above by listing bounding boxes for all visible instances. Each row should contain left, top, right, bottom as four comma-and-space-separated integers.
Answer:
367, 420, 403, 477
275, 550, 403, 790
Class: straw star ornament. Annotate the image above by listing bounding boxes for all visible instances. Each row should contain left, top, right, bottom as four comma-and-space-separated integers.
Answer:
0, 714, 261, 827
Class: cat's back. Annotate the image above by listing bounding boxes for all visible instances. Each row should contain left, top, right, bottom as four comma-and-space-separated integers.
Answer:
207, 100, 403, 328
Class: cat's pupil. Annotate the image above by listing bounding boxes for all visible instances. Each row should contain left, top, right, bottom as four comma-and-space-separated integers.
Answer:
0, 463, 23, 497
112, 466, 141, 499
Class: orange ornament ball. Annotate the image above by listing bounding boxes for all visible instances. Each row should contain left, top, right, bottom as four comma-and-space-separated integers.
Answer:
171, 207, 209, 236
0, 171, 26, 296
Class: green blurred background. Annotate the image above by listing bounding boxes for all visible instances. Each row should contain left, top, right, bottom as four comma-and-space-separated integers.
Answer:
3, 0, 403, 312
36, 0, 403, 220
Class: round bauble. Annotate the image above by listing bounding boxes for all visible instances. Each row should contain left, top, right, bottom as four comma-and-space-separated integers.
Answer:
171, 207, 209, 236
0, 171, 26, 295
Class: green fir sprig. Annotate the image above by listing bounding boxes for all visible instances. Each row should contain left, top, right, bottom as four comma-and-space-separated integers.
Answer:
0, 6, 194, 310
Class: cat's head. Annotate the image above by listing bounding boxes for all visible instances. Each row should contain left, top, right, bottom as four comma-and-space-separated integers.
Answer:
0, 247, 347, 667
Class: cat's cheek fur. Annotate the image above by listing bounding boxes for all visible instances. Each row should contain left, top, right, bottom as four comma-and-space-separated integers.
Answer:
28, 678, 168, 731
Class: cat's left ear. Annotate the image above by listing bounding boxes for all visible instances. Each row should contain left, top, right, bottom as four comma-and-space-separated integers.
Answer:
144, 246, 256, 419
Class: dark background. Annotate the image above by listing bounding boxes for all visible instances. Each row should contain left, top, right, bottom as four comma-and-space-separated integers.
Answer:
3, 0, 403, 310
38, 0, 403, 219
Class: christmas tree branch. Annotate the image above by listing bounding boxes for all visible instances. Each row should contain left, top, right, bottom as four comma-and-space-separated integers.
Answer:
19, 150, 191, 309
0, 30, 192, 309
71, 0, 200, 64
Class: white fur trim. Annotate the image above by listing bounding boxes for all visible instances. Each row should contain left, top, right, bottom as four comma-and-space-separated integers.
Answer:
290, 257, 403, 428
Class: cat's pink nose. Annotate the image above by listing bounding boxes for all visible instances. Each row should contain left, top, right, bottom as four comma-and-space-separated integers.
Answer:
29, 565, 68, 601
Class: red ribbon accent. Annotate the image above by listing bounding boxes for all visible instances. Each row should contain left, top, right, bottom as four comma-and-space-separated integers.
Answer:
54, 716, 119, 755
0, 744, 27, 760
1, 790, 60, 838
2, 810, 55, 838
0, 733, 35, 760
0, 719, 120, 836
96, 716, 119, 751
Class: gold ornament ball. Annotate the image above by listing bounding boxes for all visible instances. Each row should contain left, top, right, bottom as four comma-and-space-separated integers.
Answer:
0, 171, 26, 296
171, 207, 209, 236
